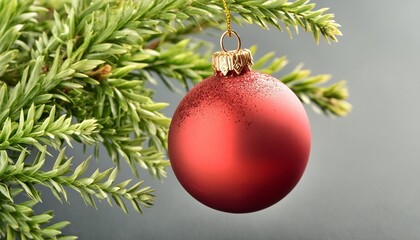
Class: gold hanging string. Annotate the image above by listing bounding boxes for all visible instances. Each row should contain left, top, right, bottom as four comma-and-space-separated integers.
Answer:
221, 0, 232, 37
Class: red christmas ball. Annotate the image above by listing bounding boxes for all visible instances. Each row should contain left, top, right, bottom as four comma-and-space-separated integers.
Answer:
168, 68, 311, 213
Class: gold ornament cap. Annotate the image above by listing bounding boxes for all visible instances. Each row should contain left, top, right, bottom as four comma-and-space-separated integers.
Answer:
212, 30, 253, 76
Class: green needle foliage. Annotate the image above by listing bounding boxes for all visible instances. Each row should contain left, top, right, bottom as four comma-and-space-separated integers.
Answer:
0, 0, 350, 238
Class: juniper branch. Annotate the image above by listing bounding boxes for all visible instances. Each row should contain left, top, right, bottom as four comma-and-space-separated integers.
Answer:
134, 0, 341, 49
141, 39, 213, 90
228, 0, 342, 43
0, 190, 75, 240
0, 148, 155, 214
1, 0, 172, 178
0, 104, 98, 151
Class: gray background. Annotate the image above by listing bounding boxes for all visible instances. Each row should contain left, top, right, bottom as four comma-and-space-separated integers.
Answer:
36, 0, 420, 239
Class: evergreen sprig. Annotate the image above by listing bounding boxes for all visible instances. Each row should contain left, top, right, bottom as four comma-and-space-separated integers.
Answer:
0, 104, 97, 151
130, 0, 342, 45
229, 0, 342, 43
0, 0, 349, 238
0, 189, 76, 240
0, 148, 154, 213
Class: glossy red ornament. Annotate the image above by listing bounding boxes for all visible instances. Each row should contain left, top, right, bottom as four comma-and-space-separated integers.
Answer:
168, 67, 311, 213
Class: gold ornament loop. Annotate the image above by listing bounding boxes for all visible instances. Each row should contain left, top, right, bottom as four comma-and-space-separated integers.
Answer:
220, 30, 241, 52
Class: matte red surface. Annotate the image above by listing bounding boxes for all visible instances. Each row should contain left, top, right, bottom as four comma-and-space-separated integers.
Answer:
168, 69, 311, 213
